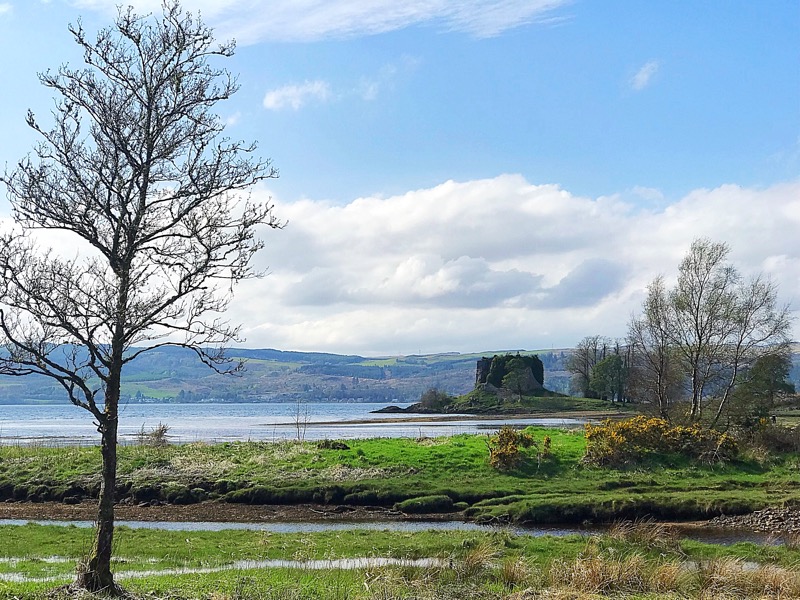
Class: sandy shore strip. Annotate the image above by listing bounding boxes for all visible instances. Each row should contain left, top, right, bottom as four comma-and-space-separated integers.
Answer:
263, 410, 627, 427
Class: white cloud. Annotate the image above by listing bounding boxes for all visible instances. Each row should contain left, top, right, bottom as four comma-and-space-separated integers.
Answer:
356, 55, 420, 101
68, 1, 570, 43
0, 3, 12, 16
630, 60, 659, 91
225, 176, 800, 355
263, 80, 331, 111
631, 185, 664, 203
6, 172, 797, 355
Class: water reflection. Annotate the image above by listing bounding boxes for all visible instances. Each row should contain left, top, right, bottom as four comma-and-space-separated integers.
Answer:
0, 518, 782, 546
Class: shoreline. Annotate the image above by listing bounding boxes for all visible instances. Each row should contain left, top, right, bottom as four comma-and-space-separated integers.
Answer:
0, 500, 429, 524
266, 410, 626, 427
0, 500, 784, 537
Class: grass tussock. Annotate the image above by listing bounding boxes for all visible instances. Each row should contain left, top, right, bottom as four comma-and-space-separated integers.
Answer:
697, 557, 800, 598
458, 540, 500, 579
497, 556, 535, 589
607, 518, 680, 551
549, 552, 651, 595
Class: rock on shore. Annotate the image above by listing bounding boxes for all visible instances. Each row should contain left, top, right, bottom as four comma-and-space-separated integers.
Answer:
708, 507, 800, 534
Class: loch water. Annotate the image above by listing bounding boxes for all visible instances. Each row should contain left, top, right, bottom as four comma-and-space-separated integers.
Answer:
0, 402, 587, 445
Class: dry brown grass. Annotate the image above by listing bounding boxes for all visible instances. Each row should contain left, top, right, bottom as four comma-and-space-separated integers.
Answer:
607, 518, 680, 551
697, 557, 800, 598
650, 560, 690, 594
497, 556, 534, 589
458, 540, 499, 578
548, 553, 651, 595
781, 531, 800, 550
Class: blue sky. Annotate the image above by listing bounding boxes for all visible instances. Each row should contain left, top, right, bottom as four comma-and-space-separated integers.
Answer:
0, 1, 798, 355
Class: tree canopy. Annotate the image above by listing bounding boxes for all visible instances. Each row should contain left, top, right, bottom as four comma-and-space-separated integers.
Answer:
627, 239, 791, 423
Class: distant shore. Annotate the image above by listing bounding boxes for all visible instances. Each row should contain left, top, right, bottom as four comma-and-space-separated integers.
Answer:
284, 410, 625, 427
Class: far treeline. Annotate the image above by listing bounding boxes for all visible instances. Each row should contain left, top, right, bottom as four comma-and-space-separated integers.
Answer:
565, 238, 795, 427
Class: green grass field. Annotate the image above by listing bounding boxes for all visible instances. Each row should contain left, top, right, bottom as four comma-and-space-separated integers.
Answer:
1, 426, 798, 524
1, 523, 800, 599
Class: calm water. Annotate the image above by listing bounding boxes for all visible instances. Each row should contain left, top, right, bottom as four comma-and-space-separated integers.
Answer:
0, 518, 780, 546
0, 402, 586, 445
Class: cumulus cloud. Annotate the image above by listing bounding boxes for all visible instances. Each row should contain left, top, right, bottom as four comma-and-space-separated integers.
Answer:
7, 168, 796, 355
225, 176, 800, 355
631, 60, 659, 91
263, 80, 331, 111
68, 0, 569, 43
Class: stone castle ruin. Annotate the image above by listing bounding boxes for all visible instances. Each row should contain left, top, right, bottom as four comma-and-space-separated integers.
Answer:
475, 354, 544, 393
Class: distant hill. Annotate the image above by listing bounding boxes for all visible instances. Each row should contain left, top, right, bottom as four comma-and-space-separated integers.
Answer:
4, 344, 793, 405
0, 346, 574, 405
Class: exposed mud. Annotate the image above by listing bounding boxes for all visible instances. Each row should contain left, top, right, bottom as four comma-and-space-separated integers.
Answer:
0, 500, 449, 523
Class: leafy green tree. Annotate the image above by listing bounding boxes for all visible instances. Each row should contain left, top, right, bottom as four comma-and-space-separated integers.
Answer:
589, 354, 627, 401
418, 388, 453, 411
745, 353, 796, 403
0, 2, 278, 592
729, 353, 796, 427
565, 335, 610, 397
502, 357, 532, 401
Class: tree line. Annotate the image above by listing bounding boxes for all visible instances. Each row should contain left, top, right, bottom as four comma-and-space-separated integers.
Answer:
567, 239, 794, 426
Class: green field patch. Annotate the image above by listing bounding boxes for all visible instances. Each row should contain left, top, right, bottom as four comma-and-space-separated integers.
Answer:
2, 525, 800, 599
1, 428, 799, 524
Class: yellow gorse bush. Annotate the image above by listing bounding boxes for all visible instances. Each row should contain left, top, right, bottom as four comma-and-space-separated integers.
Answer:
584, 416, 737, 466
488, 425, 537, 470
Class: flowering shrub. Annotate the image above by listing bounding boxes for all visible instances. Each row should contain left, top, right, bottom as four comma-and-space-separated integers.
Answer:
488, 426, 537, 470
584, 416, 737, 466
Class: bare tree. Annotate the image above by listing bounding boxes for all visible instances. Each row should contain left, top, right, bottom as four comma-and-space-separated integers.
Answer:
0, 2, 279, 593
711, 274, 792, 425
629, 239, 791, 423
628, 277, 684, 417
669, 239, 738, 419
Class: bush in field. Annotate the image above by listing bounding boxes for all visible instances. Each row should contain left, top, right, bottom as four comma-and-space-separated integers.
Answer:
584, 416, 737, 466
745, 421, 800, 454
487, 425, 546, 470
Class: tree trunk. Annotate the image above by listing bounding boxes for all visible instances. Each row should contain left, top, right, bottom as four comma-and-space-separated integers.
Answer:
76, 414, 119, 592
76, 369, 121, 594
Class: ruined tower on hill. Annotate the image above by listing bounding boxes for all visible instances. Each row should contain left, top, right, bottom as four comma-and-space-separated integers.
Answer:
475, 354, 544, 391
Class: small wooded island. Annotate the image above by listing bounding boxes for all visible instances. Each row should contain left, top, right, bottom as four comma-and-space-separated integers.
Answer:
374, 353, 591, 415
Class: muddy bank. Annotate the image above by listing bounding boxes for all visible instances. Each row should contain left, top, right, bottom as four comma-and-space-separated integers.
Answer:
0, 500, 450, 524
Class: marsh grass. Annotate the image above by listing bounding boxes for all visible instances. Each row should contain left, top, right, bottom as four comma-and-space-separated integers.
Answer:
549, 552, 651, 595
497, 556, 534, 589
607, 518, 680, 552
696, 557, 800, 598
1, 430, 798, 524
3, 547, 800, 599
458, 540, 498, 578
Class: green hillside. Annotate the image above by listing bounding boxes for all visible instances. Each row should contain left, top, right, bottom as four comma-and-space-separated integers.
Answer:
0, 346, 573, 405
